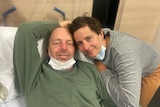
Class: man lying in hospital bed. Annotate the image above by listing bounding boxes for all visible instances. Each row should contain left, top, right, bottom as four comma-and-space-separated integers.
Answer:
0, 25, 92, 107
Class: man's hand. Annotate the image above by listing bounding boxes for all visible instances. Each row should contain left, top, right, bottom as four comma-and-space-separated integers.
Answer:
59, 21, 71, 27
94, 60, 107, 73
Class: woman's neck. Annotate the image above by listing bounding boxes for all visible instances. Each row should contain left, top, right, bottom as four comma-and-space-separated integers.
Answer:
103, 35, 110, 48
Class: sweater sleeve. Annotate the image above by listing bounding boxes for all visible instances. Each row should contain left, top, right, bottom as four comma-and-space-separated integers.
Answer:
13, 21, 59, 95
93, 66, 117, 107
100, 50, 142, 107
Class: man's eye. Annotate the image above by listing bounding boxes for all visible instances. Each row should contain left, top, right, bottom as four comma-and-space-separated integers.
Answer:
53, 41, 60, 44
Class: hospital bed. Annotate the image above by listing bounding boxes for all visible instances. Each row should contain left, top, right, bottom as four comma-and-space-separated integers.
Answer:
0, 25, 160, 107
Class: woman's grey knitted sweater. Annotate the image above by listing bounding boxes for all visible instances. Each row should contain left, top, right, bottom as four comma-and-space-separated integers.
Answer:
101, 28, 160, 107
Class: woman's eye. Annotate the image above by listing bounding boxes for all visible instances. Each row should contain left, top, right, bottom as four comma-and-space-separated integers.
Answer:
86, 36, 92, 41
76, 42, 82, 47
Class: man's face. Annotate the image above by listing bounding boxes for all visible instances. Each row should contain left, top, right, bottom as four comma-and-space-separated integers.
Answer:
48, 27, 75, 62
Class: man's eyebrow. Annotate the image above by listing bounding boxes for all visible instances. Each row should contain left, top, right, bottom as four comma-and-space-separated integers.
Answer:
53, 39, 60, 41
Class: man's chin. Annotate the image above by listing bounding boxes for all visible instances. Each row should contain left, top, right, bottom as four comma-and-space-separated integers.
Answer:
58, 57, 70, 62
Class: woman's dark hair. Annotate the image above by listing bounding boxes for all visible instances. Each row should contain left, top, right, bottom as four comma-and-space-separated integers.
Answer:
68, 16, 102, 35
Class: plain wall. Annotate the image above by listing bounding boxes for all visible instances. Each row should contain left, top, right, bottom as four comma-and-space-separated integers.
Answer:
0, 0, 93, 26
115, 0, 160, 44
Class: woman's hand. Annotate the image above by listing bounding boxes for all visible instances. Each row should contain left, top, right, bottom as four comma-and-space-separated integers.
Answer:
94, 60, 107, 73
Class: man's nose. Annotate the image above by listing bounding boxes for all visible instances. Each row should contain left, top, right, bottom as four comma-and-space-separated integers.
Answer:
61, 43, 67, 49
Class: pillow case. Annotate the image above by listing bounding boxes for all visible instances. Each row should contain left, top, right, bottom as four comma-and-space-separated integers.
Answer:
0, 26, 18, 102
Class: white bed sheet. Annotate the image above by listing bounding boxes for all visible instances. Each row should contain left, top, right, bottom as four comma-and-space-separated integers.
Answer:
0, 26, 19, 102
0, 96, 26, 107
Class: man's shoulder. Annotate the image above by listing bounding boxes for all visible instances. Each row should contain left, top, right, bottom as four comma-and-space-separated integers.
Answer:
76, 60, 95, 68
75, 60, 99, 76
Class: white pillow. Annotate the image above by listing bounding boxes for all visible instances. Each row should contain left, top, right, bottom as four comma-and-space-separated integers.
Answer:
0, 26, 18, 102
0, 26, 45, 103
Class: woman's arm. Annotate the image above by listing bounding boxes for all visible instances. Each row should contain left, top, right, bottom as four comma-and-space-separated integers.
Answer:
100, 51, 141, 107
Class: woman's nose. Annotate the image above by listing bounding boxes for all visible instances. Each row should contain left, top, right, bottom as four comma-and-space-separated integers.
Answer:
83, 43, 89, 50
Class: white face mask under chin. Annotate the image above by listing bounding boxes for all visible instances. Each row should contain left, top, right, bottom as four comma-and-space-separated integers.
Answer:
48, 57, 76, 70
94, 45, 106, 60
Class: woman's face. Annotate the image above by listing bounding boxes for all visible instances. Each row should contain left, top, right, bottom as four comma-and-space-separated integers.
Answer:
73, 26, 103, 58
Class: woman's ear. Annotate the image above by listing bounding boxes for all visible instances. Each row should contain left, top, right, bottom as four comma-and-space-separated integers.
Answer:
99, 29, 104, 39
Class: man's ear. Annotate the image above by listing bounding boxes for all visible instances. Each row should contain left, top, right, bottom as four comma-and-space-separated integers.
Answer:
48, 49, 51, 57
